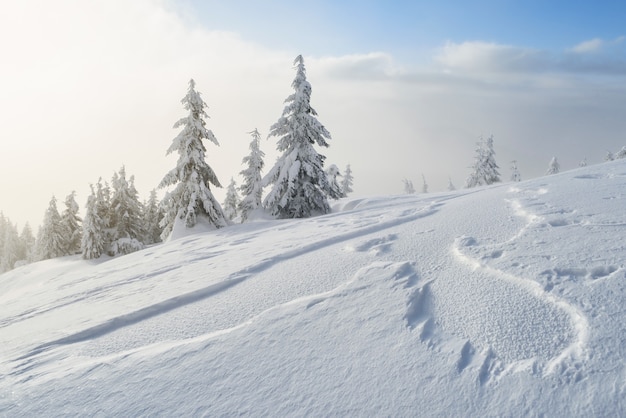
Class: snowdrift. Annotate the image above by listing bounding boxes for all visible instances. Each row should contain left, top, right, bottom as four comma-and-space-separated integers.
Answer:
1, 161, 626, 416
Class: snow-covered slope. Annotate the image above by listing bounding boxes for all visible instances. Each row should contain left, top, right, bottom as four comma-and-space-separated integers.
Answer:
1, 161, 625, 416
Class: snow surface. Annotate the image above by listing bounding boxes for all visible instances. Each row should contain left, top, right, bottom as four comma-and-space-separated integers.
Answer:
1, 161, 626, 416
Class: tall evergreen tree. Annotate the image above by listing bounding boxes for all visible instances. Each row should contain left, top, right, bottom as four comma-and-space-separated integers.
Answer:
81, 186, 106, 260
223, 178, 240, 221
95, 178, 113, 251
36, 196, 66, 260
341, 164, 354, 197
110, 166, 144, 254
238, 129, 265, 222
142, 189, 163, 245
465, 135, 500, 188
17, 222, 35, 264
60, 191, 82, 255
159, 79, 227, 240
616, 146, 626, 159
421, 174, 429, 193
263, 55, 332, 218
1, 220, 19, 272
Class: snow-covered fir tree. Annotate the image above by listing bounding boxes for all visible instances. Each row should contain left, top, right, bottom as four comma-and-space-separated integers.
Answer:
546, 157, 560, 175
60, 191, 82, 255
326, 164, 343, 200
238, 129, 265, 222
95, 178, 113, 251
605, 151, 615, 161
81, 186, 106, 260
142, 189, 163, 245
615, 146, 626, 159
0, 220, 19, 272
340, 164, 354, 197
159, 79, 227, 240
579, 158, 587, 167
447, 177, 456, 191
110, 166, 144, 255
223, 178, 240, 221
510, 160, 521, 182
421, 174, 428, 193
17, 223, 35, 265
465, 135, 500, 188
403, 179, 415, 194
36, 196, 67, 260
263, 55, 332, 218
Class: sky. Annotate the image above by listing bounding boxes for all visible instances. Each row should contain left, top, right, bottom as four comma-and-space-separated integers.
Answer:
1, 0, 626, 229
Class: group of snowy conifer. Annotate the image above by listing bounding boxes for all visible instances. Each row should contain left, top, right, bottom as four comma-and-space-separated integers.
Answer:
157, 55, 353, 239
81, 166, 163, 260
1, 54, 356, 273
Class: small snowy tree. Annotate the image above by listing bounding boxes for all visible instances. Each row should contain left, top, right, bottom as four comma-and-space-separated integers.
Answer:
421, 174, 428, 193
60, 191, 82, 255
579, 158, 587, 167
238, 129, 265, 222
465, 135, 500, 188
510, 160, 521, 182
341, 164, 354, 197
0, 221, 19, 272
95, 178, 113, 250
326, 164, 343, 200
81, 187, 106, 260
110, 166, 144, 255
17, 222, 35, 264
447, 177, 456, 191
615, 146, 626, 159
263, 55, 332, 218
36, 196, 66, 260
403, 179, 415, 194
605, 151, 615, 162
142, 189, 163, 245
223, 178, 240, 221
159, 79, 227, 240
546, 157, 560, 175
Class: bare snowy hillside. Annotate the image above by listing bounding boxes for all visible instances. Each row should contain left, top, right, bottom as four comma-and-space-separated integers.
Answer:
1, 160, 625, 416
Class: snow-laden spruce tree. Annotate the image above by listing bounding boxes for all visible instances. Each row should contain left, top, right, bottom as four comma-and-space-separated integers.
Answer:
95, 178, 113, 250
159, 79, 227, 240
142, 189, 162, 245
326, 164, 343, 200
0, 220, 19, 272
341, 164, 354, 197
546, 157, 560, 175
60, 191, 82, 255
605, 151, 615, 162
238, 129, 265, 222
421, 174, 428, 193
465, 135, 500, 188
403, 179, 415, 194
110, 166, 144, 255
36, 196, 67, 260
223, 178, 240, 221
17, 223, 35, 265
616, 146, 626, 159
263, 55, 332, 218
81, 187, 106, 260
579, 158, 587, 167
510, 160, 521, 182
447, 177, 456, 191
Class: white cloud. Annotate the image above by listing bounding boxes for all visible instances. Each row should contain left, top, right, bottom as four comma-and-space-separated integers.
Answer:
570, 38, 605, 53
